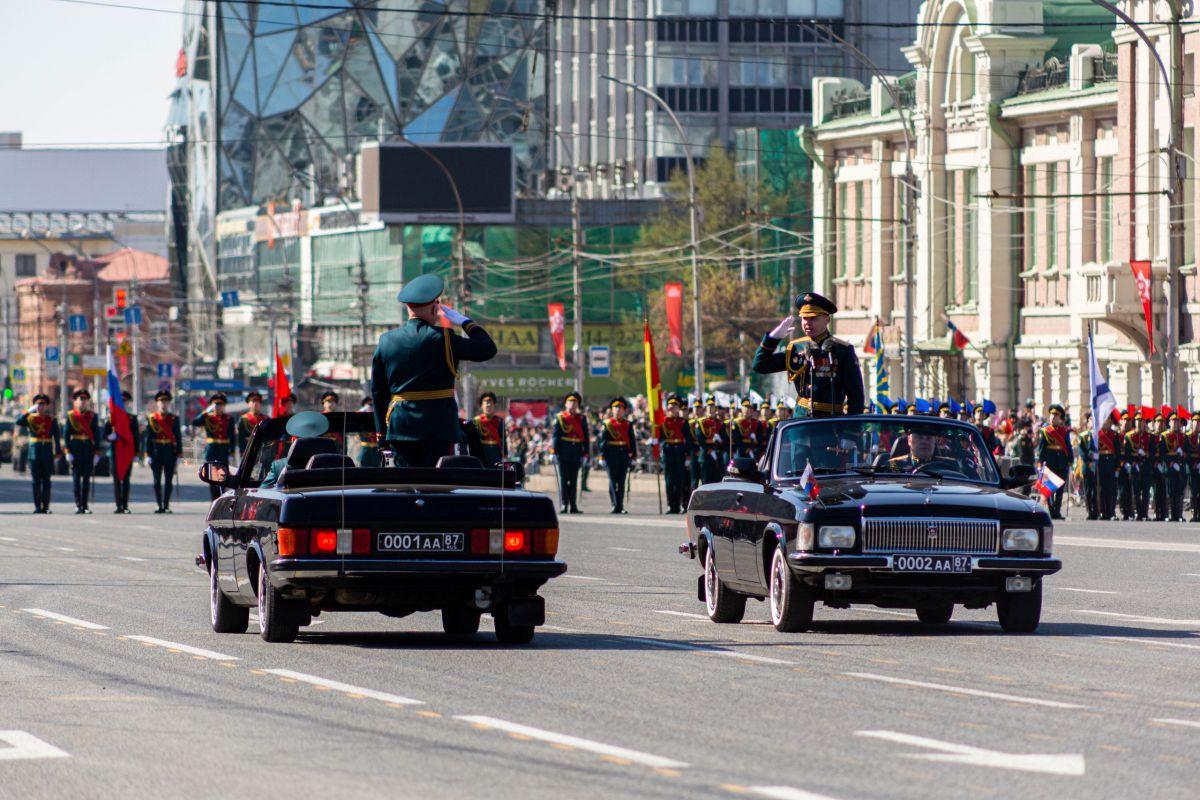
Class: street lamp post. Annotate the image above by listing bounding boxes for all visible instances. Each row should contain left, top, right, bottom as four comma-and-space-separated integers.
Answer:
600, 75, 705, 394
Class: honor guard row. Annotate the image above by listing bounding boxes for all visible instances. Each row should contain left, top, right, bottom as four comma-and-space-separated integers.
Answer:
1090, 404, 1200, 523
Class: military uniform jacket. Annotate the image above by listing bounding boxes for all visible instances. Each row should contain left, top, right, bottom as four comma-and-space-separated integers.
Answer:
238, 412, 268, 456
65, 409, 100, 452
1036, 424, 1074, 466
695, 416, 724, 449
1123, 430, 1156, 467
598, 418, 637, 459
659, 416, 695, 450
371, 318, 497, 442
552, 412, 589, 456
752, 330, 864, 415
1161, 431, 1188, 471
17, 412, 61, 461
144, 412, 183, 456
1188, 431, 1200, 471
730, 416, 758, 453
473, 414, 506, 457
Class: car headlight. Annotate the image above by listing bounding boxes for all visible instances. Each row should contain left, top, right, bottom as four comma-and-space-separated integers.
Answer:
818, 525, 856, 548
796, 523, 815, 551
1002, 528, 1039, 552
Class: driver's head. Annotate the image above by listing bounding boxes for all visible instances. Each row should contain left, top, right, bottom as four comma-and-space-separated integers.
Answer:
908, 430, 936, 461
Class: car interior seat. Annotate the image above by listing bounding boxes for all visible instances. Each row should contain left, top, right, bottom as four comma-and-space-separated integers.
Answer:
307, 453, 355, 470
285, 437, 340, 470
435, 455, 484, 469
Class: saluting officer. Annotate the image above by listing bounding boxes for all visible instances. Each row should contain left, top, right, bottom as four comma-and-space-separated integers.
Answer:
357, 397, 383, 467
659, 395, 696, 514
145, 390, 182, 513
18, 393, 62, 513
1036, 404, 1073, 519
237, 391, 268, 465
598, 398, 637, 514
103, 391, 140, 513
473, 392, 507, 467
371, 273, 497, 468
551, 391, 588, 514
753, 292, 864, 417
1161, 408, 1188, 522
191, 392, 233, 501
65, 389, 100, 514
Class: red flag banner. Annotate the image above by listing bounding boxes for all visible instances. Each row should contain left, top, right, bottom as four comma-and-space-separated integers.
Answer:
665, 282, 684, 356
1130, 259, 1155, 354
271, 342, 291, 417
548, 302, 567, 370
644, 321, 665, 461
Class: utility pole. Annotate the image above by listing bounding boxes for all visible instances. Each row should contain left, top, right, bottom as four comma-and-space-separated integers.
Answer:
1167, 0, 1184, 405
129, 279, 141, 415
571, 183, 584, 392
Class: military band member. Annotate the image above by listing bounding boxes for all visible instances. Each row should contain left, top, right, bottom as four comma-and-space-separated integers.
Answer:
1096, 411, 1120, 521
1188, 411, 1200, 522
551, 391, 588, 514
753, 292, 864, 417
65, 389, 100, 514
730, 399, 759, 459
18, 394, 61, 513
659, 395, 696, 514
1124, 408, 1155, 521
1036, 404, 1073, 520
974, 402, 1001, 456
1161, 409, 1188, 522
145, 390, 182, 513
1117, 407, 1135, 520
695, 399, 726, 485
191, 392, 233, 502
357, 397, 383, 467
598, 398, 637, 514
1078, 412, 1099, 521
473, 392, 506, 467
103, 391, 140, 513
370, 273, 497, 468
237, 391, 268, 463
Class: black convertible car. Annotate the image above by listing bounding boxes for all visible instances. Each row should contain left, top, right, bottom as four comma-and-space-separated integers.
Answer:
198, 413, 565, 644
681, 415, 1060, 633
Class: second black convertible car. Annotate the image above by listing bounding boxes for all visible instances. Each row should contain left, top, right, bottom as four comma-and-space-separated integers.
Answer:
197, 413, 565, 644
681, 415, 1060, 633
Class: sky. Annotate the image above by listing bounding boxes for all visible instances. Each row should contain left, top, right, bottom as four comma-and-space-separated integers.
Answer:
0, 0, 185, 148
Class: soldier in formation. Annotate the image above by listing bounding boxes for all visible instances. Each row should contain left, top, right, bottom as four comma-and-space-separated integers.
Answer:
598, 397, 637, 514
551, 391, 588, 515
64, 389, 100, 513
145, 390, 183, 513
103, 391, 140, 514
191, 392, 233, 501
18, 393, 61, 513
659, 395, 696, 514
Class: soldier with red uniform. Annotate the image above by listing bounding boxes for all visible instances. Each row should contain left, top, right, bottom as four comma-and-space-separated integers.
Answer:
237, 391, 268, 465
17, 393, 62, 513
65, 389, 100, 514
145, 390, 183, 513
695, 398, 726, 485
1124, 407, 1157, 521
1161, 408, 1189, 522
551, 391, 588, 514
1036, 404, 1073, 519
598, 397, 637, 514
191, 392, 233, 502
1188, 410, 1200, 521
659, 395, 696, 514
730, 399, 759, 459
473, 391, 506, 467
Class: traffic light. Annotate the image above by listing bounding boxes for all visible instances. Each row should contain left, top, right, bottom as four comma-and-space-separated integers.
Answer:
3, 377, 12, 400
115, 288, 127, 309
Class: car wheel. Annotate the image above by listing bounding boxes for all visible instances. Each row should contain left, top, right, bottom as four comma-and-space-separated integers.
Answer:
257, 562, 299, 643
768, 547, 814, 632
704, 547, 746, 623
915, 603, 954, 625
210, 560, 248, 634
996, 581, 1042, 633
442, 606, 482, 635
493, 617, 535, 644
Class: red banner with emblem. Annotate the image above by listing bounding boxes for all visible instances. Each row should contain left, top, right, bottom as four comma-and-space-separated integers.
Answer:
644, 321, 665, 460
1130, 259, 1155, 354
665, 282, 684, 356
548, 302, 566, 370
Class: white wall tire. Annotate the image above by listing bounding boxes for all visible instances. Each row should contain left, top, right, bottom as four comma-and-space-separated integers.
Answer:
704, 547, 746, 623
210, 560, 248, 634
769, 547, 814, 632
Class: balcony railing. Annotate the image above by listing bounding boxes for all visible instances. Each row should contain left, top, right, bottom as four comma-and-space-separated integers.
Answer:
826, 88, 870, 121
1092, 51, 1119, 84
895, 72, 917, 111
1016, 58, 1069, 95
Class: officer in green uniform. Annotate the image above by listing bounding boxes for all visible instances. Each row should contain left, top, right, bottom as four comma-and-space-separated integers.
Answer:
64, 389, 100, 514
191, 392, 234, 501
103, 391, 140, 513
552, 391, 588, 514
370, 273, 497, 468
357, 397, 383, 467
598, 397, 637, 514
752, 292, 864, 417
17, 393, 62, 513
145, 390, 183, 513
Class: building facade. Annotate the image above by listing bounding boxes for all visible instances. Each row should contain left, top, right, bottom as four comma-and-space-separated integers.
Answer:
808, 0, 1200, 415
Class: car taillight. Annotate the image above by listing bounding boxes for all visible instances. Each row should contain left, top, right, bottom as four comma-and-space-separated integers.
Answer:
534, 528, 559, 556
277, 527, 308, 557
312, 529, 338, 554
504, 529, 530, 554
352, 528, 371, 554
469, 528, 556, 556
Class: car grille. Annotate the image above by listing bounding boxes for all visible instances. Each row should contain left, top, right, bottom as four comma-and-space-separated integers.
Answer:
862, 518, 999, 555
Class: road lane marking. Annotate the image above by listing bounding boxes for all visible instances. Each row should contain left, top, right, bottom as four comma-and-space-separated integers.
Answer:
1055, 588, 1119, 595
653, 610, 709, 620
54, 547, 76, 552
856, 730, 1085, 776
1102, 636, 1200, 651
571, 517, 680, 529
125, 636, 239, 661
1151, 718, 1200, 729
0, 731, 70, 761
0, 536, 16, 542
747, 787, 843, 800
1057, 535, 1200, 553
21, 609, 108, 630
561, 575, 605, 581
118, 556, 147, 562
1075, 610, 1200, 626
845, 673, 1086, 709
262, 670, 423, 705
608, 547, 641, 552
454, 716, 688, 769
638, 638, 795, 665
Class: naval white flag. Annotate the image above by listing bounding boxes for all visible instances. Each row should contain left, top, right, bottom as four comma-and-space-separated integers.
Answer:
1088, 329, 1117, 428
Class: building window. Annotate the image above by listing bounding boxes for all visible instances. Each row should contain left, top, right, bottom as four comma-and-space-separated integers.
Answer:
946, 173, 957, 301
1185, 129, 1196, 266
836, 182, 847, 278
963, 169, 977, 302
893, 177, 910, 279
1098, 155, 1114, 263
945, 24, 976, 105
854, 180, 865, 277
1025, 164, 1039, 270
1046, 165, 1059, 269
15, 254, 37, 277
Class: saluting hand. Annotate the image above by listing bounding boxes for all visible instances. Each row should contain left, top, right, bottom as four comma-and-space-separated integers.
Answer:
769, 315, 794, 339
440, 305, 470, 327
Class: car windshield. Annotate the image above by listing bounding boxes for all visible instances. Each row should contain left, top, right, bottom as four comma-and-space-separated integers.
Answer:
775, 418, 1000, 484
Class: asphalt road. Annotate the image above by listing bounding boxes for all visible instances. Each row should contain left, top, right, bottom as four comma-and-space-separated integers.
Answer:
1, 468, 1199, 799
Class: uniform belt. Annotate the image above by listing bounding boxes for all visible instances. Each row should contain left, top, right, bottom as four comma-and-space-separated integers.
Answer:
30, 437, 52, 443
797, 397, 842, 413
361, 441, 379, 448
560, 437, 582, 443
392, 389, 455, 401
70, 435, 93, 441
154, 439, 175, 445
206, 438, 230, 444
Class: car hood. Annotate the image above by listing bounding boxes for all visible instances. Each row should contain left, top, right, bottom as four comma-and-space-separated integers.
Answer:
783, 477, 1044, 519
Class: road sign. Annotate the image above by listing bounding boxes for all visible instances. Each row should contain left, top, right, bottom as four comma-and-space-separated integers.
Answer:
589, 346, 610, 377
157, 363, 174, 378
44, 346, 59, 363
179, 379, 247, 393
82, 355, 107, 377
116, 341, 133, 357
11, 368, 25, 382
193, 362, 218, 380
67, 314, 88, 333
124, 306, 143, 325
221, 290, 240, 308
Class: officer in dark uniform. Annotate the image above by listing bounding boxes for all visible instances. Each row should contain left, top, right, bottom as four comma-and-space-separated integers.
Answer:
1161, 408, 1188, 522
237, 391, 268, 465
598, 397, 637, 514
688, 399, 705, 490
659, 395, 697, 513
191, 392, 233, 501
886, 425, 940, 472
145, 390, 183, 513
1036, 404, 1073, 519
1078, 411, 1099, 521
103, 391, 140, 513
357, 397, 383, 467
17, 393, 62, 513
64, 389, 100, 513
1116, 407, 1135, 520
1187, 410, 1200, 521
551, 391, 588, 514
1095, 410, 1120, 521
753, 292, 864, 417
371, 274, 497, 468
473, 391, 506, 466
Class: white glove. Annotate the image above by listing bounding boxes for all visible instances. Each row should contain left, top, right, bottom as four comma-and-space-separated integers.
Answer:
769, 316, 794, 339
107, 432, 118, 442
146, 457, 152, 467
92, 454, 100, 466
1138, 449, 1146, 456
66, 453, 74, 464
440, 305, 470, 326
714, 434, 722, 443
27, 404, 37, 414
648, 438, 658, 446
205, 403, 216, 414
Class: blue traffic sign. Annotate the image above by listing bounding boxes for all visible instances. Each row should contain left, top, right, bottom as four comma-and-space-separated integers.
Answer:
11, 368, 25, 382
68, 314, 88, 333
123, 306, 143, 325
44, 346, 60, 363
157, 363, 174, 378
589, 346, 610, 377
221, 291, 240, 308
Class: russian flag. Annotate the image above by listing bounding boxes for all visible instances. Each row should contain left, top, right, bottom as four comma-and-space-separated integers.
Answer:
106, 346, 135, 482
1033, 466, 1064, 499
800, 461, 820, 500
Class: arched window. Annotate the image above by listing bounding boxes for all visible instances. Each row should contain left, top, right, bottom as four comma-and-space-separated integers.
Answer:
944, 24, 975, 106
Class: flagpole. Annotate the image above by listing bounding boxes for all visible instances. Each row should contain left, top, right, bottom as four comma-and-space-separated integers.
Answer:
1089, 321, 1103, 521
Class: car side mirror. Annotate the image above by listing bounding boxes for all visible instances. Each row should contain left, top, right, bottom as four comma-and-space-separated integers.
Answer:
1005, 463, 1037, 488
198, 461, 231, 487
726, 456, 763, 483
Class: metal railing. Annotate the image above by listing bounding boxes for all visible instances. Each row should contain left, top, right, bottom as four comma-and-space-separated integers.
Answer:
826, 88, 870, 121
1017, 58, 1069, 95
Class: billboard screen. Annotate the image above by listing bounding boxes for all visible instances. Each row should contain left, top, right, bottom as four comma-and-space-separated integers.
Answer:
361, 143, 515, 224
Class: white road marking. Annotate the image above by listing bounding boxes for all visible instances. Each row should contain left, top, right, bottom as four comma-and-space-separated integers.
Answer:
21, 609, 108, 630
571, 517, 681, 529
1180, 573, 1200, 578
262, 669, 423, 705
455, 715, 688, 769
653, 610, 709, 620
851, 608, 916, 618
1151, 718, 1200, 729
0, 536, 17, 542
54, 547, 76, 552
748, 787, 843, 800
1057, 535, 1200, 553
608, 547, 641, 552
118, 556, 147, 562
1055, 587, 1119, 595
125, 636, 239, 661
0, 731, 70, 761
856, 730, 1084, 776
845, 673, 1087, 709
1074, 610, 1200, 626
561, 575, 605, 581
640, 639, 795, 665
1101, 636, 1200, 651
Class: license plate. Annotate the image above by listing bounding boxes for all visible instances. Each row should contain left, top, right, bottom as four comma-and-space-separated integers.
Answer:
892, 554, 972, 573
377, 532, 464, 553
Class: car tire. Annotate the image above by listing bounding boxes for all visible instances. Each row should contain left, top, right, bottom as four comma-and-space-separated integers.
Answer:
915, 603, 954, 625
493, 617, 535, 644
996, 581, 1042, 633
442, 606, 482, 635
768, 547, 814, 632
210, 560, 248, 634
258, 562, 299, 643
704, 547, 746, 623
